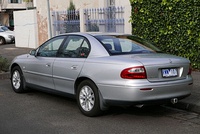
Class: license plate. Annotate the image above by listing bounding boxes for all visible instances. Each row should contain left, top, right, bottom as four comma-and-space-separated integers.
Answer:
162, 68, 178, 78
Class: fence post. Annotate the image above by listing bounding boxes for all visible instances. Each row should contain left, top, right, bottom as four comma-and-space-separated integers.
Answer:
80, 8, 86, 32
47, 0, 52, 38
124, 4, 132, 34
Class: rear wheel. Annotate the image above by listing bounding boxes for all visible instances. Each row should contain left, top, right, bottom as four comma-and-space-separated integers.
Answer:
11, 66, 26, 93
77, 80, 102, 117
0, 37, 5, 45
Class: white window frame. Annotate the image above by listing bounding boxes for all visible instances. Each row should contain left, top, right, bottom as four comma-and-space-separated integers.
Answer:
107, 0, 115, 7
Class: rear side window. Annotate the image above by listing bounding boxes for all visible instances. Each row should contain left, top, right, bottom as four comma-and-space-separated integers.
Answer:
58, 35, 90, 58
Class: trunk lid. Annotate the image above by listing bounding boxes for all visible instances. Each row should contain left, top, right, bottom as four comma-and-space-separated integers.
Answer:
122, 53, 190, 82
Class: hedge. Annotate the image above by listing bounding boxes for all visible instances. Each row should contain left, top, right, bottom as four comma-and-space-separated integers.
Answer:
0, 56, 9, 72
130, 0, 200, 70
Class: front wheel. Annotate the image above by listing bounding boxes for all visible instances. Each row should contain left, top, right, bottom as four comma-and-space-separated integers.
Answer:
77, 80, 102, 117
11, 66, 26, 93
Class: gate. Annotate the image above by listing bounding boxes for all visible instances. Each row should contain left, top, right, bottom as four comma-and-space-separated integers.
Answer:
51, 7, 125, 36
84, 6, 124, 33
52, 10, 80, 36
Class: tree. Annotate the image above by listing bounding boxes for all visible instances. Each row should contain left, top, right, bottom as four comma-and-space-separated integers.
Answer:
68, 0, 76, 11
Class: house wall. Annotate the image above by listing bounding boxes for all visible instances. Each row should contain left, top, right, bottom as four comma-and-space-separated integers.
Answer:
0, 13, 9, 25
36, 0, 69, 45
14, 10, 38, 48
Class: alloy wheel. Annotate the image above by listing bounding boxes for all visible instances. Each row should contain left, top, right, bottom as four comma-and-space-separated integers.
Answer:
12, 70, 21, 90
79, 85, 95, 112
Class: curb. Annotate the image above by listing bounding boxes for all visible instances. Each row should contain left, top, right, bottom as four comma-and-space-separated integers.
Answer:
170, 101, 200, 114
172, 93, 200, 114
0, 72, 10, 80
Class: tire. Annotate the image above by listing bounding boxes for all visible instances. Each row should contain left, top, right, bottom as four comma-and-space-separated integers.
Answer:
0, 37, 5, 45
11, 66, 26, 93
77, 80, 102, 117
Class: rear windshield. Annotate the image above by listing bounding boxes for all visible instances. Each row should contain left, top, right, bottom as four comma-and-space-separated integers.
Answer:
1, 26, 9, 31
94, 35, 161, 55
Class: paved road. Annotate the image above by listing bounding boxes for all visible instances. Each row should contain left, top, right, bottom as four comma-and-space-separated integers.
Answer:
0, 79, 200, 134
0, 44, 32, 63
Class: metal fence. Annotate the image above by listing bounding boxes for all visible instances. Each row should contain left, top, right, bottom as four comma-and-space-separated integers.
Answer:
52, 10, 80, 36
84, 6, 124, 33
51, 6, 125, 36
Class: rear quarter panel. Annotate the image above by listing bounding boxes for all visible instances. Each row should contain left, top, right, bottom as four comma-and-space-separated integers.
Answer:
79, 57, 143, 86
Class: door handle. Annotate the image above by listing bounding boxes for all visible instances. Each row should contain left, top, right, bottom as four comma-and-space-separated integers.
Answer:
46, 63, 51, 67
71, 65, 78, 70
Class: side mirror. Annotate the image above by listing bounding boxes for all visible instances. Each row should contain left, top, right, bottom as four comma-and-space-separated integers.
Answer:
29, 49, 37, 56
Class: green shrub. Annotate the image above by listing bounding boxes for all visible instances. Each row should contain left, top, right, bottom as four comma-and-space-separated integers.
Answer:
0, 56, 9, 72
130, 0, 200, 70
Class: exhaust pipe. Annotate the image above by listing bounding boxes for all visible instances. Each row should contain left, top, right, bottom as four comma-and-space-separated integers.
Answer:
135, 104, 144, 108
171, 98, 178, 104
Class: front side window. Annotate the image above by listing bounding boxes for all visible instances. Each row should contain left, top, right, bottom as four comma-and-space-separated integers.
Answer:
37, 36, 65, 57
58, 35, 90, 58
95, 35, 161, 55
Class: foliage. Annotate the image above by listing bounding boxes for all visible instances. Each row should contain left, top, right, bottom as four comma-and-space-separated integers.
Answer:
0, 56, 9, 72
68, 0, 76, 11
64, 0, 80, 33
129, 0, 200, 70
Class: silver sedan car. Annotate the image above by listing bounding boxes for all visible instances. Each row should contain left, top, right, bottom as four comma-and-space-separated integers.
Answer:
10, 33, 193, 116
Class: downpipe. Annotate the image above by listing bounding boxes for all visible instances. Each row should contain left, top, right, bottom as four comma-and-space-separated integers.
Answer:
171, 98, 178, 104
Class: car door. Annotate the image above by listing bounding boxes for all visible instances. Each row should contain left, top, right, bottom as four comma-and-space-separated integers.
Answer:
53, 35, 90, 94
25, 36, 66, 89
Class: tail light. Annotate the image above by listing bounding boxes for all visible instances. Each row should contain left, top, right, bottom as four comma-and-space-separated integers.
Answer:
188, 64, 192, 75
120, 66, 147, 79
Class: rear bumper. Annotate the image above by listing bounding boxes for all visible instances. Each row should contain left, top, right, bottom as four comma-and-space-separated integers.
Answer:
98, 76, 193, 106
104, 94, 190, 106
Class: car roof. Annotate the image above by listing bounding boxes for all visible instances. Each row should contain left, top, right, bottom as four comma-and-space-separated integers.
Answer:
86, 32, 131, 36
59, 32, 131, 37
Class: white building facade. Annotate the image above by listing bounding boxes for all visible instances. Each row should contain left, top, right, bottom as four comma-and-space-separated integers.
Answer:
0, 0, 33, 27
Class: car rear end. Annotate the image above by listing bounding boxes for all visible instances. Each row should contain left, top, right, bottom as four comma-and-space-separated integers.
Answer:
91, 55, 192, 106
90, 34, 193, 106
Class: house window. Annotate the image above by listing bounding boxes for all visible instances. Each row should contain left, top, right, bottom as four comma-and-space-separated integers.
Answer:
107, 0, 115, 7
9, 0, 22, 3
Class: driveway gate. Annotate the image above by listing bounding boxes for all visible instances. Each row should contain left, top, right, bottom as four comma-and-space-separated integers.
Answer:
84, 6, 124, 33
52, 10, 80, 36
